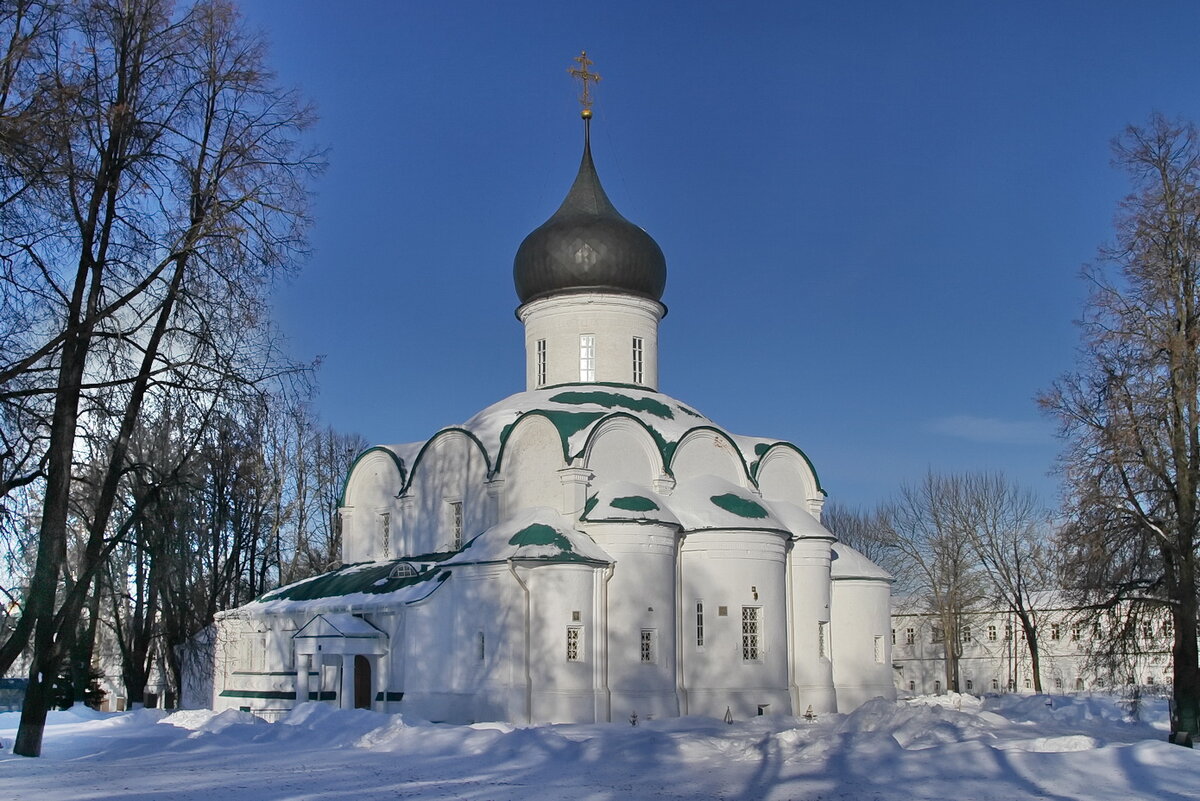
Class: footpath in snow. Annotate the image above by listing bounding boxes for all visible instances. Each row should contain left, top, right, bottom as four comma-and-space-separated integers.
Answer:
1, 693, 1196, 801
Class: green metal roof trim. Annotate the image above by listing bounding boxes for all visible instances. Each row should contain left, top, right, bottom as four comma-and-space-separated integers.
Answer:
610, 495, 660, 512
710, 493, 770, 519
664, 425, 754, 482
747, 441, 826, 495
549, 390, 675, 420
337, 446, 408, 507
258, 560, 450, 603
495, 409, 605, 469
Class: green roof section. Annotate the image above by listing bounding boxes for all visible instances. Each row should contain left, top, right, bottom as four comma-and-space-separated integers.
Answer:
508, 522, 574, 552
549, 390, 675, 420
259, 560, 449, 603
610, 495, 660, 512
710, 493, 770, 519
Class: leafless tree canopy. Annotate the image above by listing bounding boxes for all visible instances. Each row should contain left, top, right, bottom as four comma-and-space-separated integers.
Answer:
1040, 113, 1200, 739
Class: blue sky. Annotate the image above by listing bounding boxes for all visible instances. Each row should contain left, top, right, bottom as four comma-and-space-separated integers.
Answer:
238, 0, 1200, 510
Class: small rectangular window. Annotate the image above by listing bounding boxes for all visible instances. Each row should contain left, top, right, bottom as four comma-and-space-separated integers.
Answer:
640, 629, 655, 663
992, 678, 999, 691
478, 631, 485, 660
891, 628, 896, 645
579, 335, 596, 382
965, 679, 973, 691
1005, 624, 1013, 641
961, 626, 972, 643
448, 501, 463, 549
817, 620, 829, 660
905, 627, 914, 645
632, 336, 644, 384
567, 627, 582, 662
874, 635, 884, 663
742, 607, 762, 661
1051, 623, 1061, 641
380, 512, 390, 559
536, 339, 547, 387
696, 602, 704, 647
987, 624, 997, 641
1072, 624, 1082, 641
931, 626, 944, 644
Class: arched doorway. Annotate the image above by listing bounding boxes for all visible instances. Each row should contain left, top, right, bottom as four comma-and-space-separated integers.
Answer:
354, 655, 372, 709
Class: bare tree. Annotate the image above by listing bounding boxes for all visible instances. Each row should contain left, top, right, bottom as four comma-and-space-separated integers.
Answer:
947, 473, 1054, 692
0, 0, 322, 756
821, 500, 894, 568
880, 472, 985, 694
1040, 113, 1200, 742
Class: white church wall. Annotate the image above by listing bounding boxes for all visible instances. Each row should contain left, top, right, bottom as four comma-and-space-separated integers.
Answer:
400, 431, 490, 556
519, 293, 663, 390
669, 430, 748, 488
787, 537, 838, 715
399, 563, 524, 723
586, 521, 680, 721
830, 577, 895, 710
679, 530, 791, 719
500, 414, 566, 514
522, 563, 603, 723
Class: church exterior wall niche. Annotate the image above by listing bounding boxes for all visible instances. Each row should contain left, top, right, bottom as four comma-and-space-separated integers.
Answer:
670, 428, 752, 488
581, 416, 663, 491
398, 430, 491, 556
498, 414, 566, 515
754, 445, 824, 518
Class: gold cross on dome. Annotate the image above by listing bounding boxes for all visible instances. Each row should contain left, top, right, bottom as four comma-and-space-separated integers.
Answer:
568, 50, 601, 117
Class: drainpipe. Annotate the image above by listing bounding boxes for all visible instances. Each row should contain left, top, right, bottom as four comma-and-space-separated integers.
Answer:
508, 560, 532, 724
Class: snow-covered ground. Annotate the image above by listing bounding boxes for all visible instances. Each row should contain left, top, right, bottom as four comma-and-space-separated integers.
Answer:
1, 694, 1195, 800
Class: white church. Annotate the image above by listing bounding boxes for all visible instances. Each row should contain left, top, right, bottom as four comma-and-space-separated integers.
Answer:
209, 87, 896, 724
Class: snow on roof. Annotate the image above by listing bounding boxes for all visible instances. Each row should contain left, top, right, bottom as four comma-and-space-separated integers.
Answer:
444, 507, 612, 565
582, 480, 681, 526
830, 543, 892, 581
239, 557, 453, 615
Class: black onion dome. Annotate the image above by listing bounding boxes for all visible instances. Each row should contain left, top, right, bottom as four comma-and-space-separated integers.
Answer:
514, 128, 666, 305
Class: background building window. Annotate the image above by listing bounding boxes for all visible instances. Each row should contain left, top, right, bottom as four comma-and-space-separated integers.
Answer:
579, 334, 596, 382
536, 339, 547, 386
905, 627, 915, 645
931, 626, 944, 644
640, 629, 655, 663
1051, 623, 1061, 640
987, 624, 997, 641
742, 607, 761, 661
961, 626, 972, 642
632, 336, 643, 384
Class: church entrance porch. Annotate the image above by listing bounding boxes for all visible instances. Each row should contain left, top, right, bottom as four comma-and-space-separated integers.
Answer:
293, 613, 388, 710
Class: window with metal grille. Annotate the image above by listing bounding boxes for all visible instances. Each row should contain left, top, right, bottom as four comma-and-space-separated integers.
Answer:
632, 337, 643, 384
818, 620, 828, 659
741, 607, 761, 661
579, 335, 596, 382
874, 635, 884, 663
380, 513, 390, 559
567, 627, 581, 662
640, 629, 655, 663
449, 501, 463, 549
696, 602, 704, 647
536, 339, 547, 386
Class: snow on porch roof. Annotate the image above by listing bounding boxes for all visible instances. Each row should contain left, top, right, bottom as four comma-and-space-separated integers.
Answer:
294, 612, 385, 639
